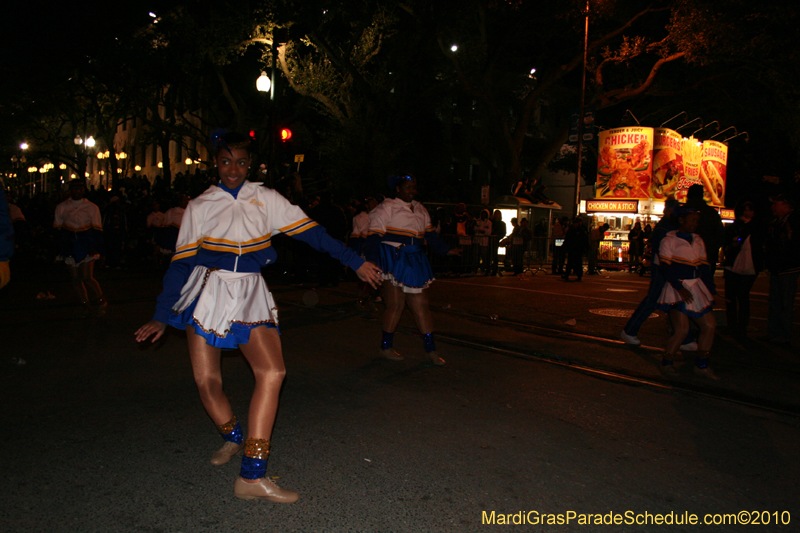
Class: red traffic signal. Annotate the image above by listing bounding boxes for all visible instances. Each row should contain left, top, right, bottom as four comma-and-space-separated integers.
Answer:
280, 128, 292, 142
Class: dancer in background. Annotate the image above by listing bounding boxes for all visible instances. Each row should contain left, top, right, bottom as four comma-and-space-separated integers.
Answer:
366, 174, 459, 366
656, 207, 718, 379
54, 179, 106, 317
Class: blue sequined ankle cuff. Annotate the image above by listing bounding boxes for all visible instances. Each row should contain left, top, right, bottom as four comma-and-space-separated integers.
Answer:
218, 417, 244, 444
381, 331, 394, 350
240, 456, 268, 480
422, 332, 436, 353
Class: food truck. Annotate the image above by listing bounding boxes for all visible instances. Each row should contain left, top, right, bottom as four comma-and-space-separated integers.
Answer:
585, 126, 734, 269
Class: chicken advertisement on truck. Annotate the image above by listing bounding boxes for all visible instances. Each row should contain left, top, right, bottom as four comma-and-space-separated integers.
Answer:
596, 127, 653, 199
599, 127, 728, 207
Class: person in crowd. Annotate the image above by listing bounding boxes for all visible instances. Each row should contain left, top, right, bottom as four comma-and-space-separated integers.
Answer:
685, 184, 725, 273
762, 192, 800, 346
722, 200, 764, 341
490, 210, 507, 276
54, 179, 107, 317
628, 221, 643, 273
587, 222, 609, 275
366, 174, 459, 365
655, 206, 718, 379
513, 218, 533, 275
103, 195, 128, 269
135, 132, 382, 503
146, 200, 166, 267
621, 200, 679, 345
474, 209, 493, 273
551, 216, 568, 275
562, 216, 588, 281
454, 202, 473, 236
159, 194, 189, 256
311, 191, 349, 287
349, 197, 378, 256
0, 185, 13, 290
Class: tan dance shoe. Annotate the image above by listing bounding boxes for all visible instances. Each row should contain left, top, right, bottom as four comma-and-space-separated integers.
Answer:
380, 348, 404, 361
210, 441, 244, 465
234, 476, 299, 503
428, 351, 445, 366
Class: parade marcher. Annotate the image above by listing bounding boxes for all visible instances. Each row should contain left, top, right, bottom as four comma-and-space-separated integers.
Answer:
0, 185, 13, 290
762, 192, 800, 346
621, 200, 679, 345
54, 179, 107, 317
562, 217, 588, 281
722, 200, 764, 341
135, 132, 382, 503
366, 174, 459, 365
656, 207, 718, 379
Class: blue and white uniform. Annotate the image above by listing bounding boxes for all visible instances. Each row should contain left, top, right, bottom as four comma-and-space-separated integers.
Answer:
656, 230, 716, 317
365, 198, 449, 293
153, 181, 365, 348
54, 198, 103, 266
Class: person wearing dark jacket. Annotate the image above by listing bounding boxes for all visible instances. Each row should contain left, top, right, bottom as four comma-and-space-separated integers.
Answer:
0, 185, 13, 289
685, 184, 725, 273
762, 192, 800, 345
722, 201, 764, 340
562, 217, 588, 281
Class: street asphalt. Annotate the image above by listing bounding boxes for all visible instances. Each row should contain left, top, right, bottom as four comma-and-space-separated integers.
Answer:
1, 264, 798, 532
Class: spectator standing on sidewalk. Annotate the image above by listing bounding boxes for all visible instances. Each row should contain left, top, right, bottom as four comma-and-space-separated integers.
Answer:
490, 210, 506, 276
551, 216, 568, 275
655, 206, 718, 379
762, 192, 800, 346
588, 222, 609, 275
562, 216, 588, 281
722, 200, 764, 341
0, 185, 13, 289
628, 221, 643, 273
621, 199, 679, 345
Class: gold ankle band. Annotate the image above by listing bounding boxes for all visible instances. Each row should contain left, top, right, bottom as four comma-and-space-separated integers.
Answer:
216, 416, 238, 434
244, 438, 270, 460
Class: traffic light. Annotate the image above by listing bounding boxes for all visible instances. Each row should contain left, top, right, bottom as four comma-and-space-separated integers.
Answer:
280, 128, 292, 142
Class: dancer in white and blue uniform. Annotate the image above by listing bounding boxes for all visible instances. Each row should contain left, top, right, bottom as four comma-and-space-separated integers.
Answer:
656, 206, 719, 379
366, 174, 459, 365
136, 132, 382, 503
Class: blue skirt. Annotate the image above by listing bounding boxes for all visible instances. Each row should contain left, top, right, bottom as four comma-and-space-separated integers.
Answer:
378, 243, 434, 293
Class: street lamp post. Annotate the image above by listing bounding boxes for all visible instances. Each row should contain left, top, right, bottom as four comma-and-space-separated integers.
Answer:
574, 0, 590, 218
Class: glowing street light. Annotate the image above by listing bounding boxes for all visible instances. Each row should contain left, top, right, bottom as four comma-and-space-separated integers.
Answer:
450, 44, 458, 52
20, 142, 29, 150
256, 72, 271, 93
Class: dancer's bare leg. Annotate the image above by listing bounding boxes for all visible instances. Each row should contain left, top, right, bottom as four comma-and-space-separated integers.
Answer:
187, 328, 233, 426
381, 281, 406, 332
237, 326, 285, 440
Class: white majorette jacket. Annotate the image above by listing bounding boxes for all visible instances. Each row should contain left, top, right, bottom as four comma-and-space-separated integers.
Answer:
364, 198, 449, 262
54, 198, 102, 233
153, 181, 365, 324
54, 198, 103, 264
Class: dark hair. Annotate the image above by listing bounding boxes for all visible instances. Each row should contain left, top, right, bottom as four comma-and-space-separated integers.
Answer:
211, 130, 252, 156
388, 174, 414, 190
